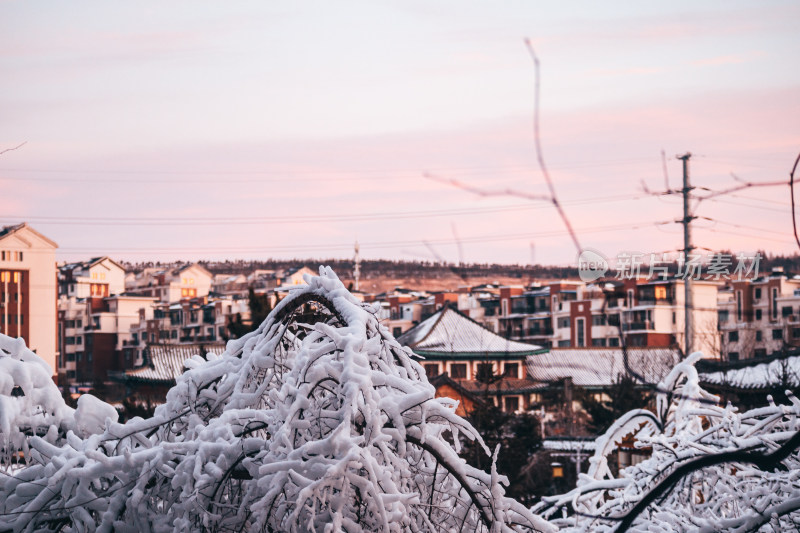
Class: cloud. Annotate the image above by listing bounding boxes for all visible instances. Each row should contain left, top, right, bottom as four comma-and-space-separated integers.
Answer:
589, 66, 664, 78
691, 51, 765, 68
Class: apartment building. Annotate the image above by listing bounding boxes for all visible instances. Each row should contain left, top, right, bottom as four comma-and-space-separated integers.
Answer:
492, 277, 719, 355
0, 223, 58, 375
57, 257, 162, 384
718, 269, 800, 360
126, 295, 249, 365
125, 263, 213, 302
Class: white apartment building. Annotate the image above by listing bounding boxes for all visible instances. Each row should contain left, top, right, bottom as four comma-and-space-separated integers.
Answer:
0, 223, 58, 375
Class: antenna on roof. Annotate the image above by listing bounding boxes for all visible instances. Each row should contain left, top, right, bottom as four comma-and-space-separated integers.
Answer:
353, 240, 361, 292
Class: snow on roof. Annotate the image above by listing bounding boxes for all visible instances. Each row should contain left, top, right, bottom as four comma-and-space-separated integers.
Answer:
397, 305, 543, 358
124, 343, 225, 384
527, 347, 681, 388
700, 354, 800, 390
0, 222, 58, 248
543, 438, 597, 452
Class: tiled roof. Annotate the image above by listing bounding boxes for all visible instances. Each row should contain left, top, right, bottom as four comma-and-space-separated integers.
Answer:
700, 354, 800, 390
124, 343, 225, 384
543, 438, 597, 452
527, 347, 681, 388
0, 222, 58, 247
0, 223, 24, 239
397, 306, 543, 358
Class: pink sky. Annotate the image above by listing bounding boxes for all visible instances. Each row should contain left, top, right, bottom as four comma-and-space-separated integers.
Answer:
1, 1, 798, 267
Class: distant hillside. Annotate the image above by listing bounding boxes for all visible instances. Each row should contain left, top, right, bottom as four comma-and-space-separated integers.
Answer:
121, 251, 799, 287
122, 258, 580, 283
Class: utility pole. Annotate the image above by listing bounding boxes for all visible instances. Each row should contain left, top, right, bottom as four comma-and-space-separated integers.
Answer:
353, 241, 361, 292
678, 153, 694, 356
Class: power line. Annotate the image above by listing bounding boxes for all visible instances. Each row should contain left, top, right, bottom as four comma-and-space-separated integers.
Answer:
41, 220, 670, 256
0, 157, 658, 181
0, 192, 650, 227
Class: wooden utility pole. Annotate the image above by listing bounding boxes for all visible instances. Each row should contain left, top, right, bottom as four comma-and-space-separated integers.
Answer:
678, 153, 694, 356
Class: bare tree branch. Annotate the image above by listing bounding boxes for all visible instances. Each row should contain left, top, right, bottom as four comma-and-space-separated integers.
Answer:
423, 172, 553, 203
424, 42, 583, 255
524, 39, 582, 253
694, 178, 786, 202
0, 142, 27, 156
790, 151, 800, 251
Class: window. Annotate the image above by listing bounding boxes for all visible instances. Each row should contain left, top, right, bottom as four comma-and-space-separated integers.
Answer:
592, 338, 607, 347
592, 315, 606, 326
755, 309, 762, 321
504, 396, 519, 413
88, 352, 92, 363
773, 329, 783, 340
756, 330, 763, 342
476, 363, 494, 382
503, 362, 519, 378
557, 317, 570, 329
557, 340, 570, 347
576, 317, 585, 347
728, 352, 739, 361
772, 288, 778, 319
609, 337, 620, 347
67, 353, 75, 362
450, 363, 467, 379
728, 331, 739, 342
736, 291, 743, 321
76, 336, 82, 345
655, 286, 667, 300
755, 287, 762, 300
783, 306, 793, 317
423, 363, 439, 377
67, 370, 76, 379
793, 328, 800, 339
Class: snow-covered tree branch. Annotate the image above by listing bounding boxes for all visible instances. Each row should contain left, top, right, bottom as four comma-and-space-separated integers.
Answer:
0, 267, 550, 533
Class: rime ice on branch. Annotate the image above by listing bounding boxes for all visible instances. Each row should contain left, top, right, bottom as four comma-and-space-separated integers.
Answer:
0, 267, 551, 533
537, 352, 800, 533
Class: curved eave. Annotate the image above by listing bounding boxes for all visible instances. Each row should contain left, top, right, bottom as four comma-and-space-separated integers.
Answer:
120, 374, 177, 385
413, 347, 548, 360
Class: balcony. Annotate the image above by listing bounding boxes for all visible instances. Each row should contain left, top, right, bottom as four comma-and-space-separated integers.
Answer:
623, 321, 655, 331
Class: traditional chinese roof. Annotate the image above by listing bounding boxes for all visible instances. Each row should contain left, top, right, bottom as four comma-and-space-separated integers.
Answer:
700, 353, 800, 391
397, 305, 545, 360
122, 343, 225, 384
526, 347, 681, 389
542, 438, 597, 453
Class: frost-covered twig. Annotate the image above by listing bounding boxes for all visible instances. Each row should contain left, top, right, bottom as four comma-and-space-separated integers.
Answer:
0, 268, 552, 532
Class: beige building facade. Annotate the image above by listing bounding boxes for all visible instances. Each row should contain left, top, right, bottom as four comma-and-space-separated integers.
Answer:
0, 223, 58, 375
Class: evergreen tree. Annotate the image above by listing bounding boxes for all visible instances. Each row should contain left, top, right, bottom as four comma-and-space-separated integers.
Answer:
226, 288, 278, 339
582, 374, 651, 434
